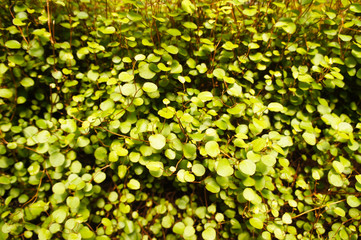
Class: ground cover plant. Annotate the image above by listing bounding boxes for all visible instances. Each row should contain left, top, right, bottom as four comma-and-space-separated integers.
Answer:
1, 0, 361, 239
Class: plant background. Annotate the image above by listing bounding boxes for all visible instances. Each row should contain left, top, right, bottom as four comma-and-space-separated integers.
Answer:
0, 0, 361, 239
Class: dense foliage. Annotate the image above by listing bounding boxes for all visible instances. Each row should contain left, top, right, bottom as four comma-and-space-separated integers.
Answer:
1, 0, 361, 239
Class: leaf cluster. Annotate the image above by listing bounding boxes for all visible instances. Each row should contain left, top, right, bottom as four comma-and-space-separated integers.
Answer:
0, 0, 361, 239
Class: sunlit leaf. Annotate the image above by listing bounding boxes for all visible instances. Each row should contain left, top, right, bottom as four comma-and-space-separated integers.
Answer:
205, 141, 220, 157
216, 158, 234, 177
5, 40, 21, 49
149, 134, 166, 150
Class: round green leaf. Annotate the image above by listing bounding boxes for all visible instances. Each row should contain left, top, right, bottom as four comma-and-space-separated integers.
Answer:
0, 176, 10, 185
338, 122, 353, 133
0, 89, 13, 99
100, 99, 115, 111
350, 3, 361, 13
239, 160, 256, 175
167, 28, 181, 36
334, 207, 345, 217
205, 141, 220, 158
302, 132, 316, 145
173, 222, 185, 234
183, 143, 197, 159
183, 22, 197, 29
192, 164, 206, 177
202, 227, 216, 240
332, 161, 345, 174
268, 102, 284, 112
165, 149, 176, 159
139, 63, 156, 79
158, 107, 176, 119
356, 175, 361, 184
142, 82, 158, 92
183, 225, 195, 238
77, 11, 89, 19
261, 155, 276, 167
184, 171, 195, 182
249, 217, 263, 229
149, 134, 166, 150
37, 130, 51, 143
243, 8, 257, 16
52, 182, 66, 195
164, 45, 179, 55
77, 136, 90, 147
181, 0, 195, 14
66, 196, 80, 209
52, 208, 68, 223
198, 91, 213, 102
102, 26, 115, 34
127, 179, 140, 190
127, 11, 142, 21
222, 41, 239, 50
252, 138, 266, 152
328, 172, 343, 187
216, 158, 234, 177
79, 226, 94, 239
94, 147, 107, 161
275, 21, 297, 34
205, 178, 220, 193
118, 72, 134, 82
146, 161, 163, 172
20, 77, 35, 87
213, 68, 225, 79
5, 40, 21, 49
87, 70, 99, 81
108, 191, 118, 202
346, 195, 361, 208
121, 83, 137, 96
93, 171, 106, 183
243, 188, 257, 201
0, 63, 8, 75
50, 152, 65, 167
161, 215, 173, 228
282, 213, 292, 224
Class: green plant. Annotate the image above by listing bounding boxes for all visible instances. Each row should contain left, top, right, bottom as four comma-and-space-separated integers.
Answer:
1, 0, 361, 239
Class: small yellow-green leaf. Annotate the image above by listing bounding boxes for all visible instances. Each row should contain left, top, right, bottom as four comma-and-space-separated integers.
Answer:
127, 179, 140, 190
93, 171, 106, 183
142, 82, 158, 92
239, 160, 256, 175
50, 152, 65, 167
202, 227, 216, 240
216, 159, 234, 177
205, 141, 220, 158
5, 40, 21, 49
347, 195, 361, 208
118, 72, 134, 82
333, 207, 345, 217
182, 22, 197, 29
252, 138, 266, 152
102, 26, 116, 34
139, 63, 156, 79
282, 213, 292, 224
350, 3, 361, 13
268, 102, 284, 112
198, 91, 213, 102
302, 132, 316, 145
249, 217, 263, 229
213, 68, 226, 79
261, 155, 276, 167
0, 89, 13, 99
192, 163, 206, 177
166, 28, 181, 36
149, 134, 166, 150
